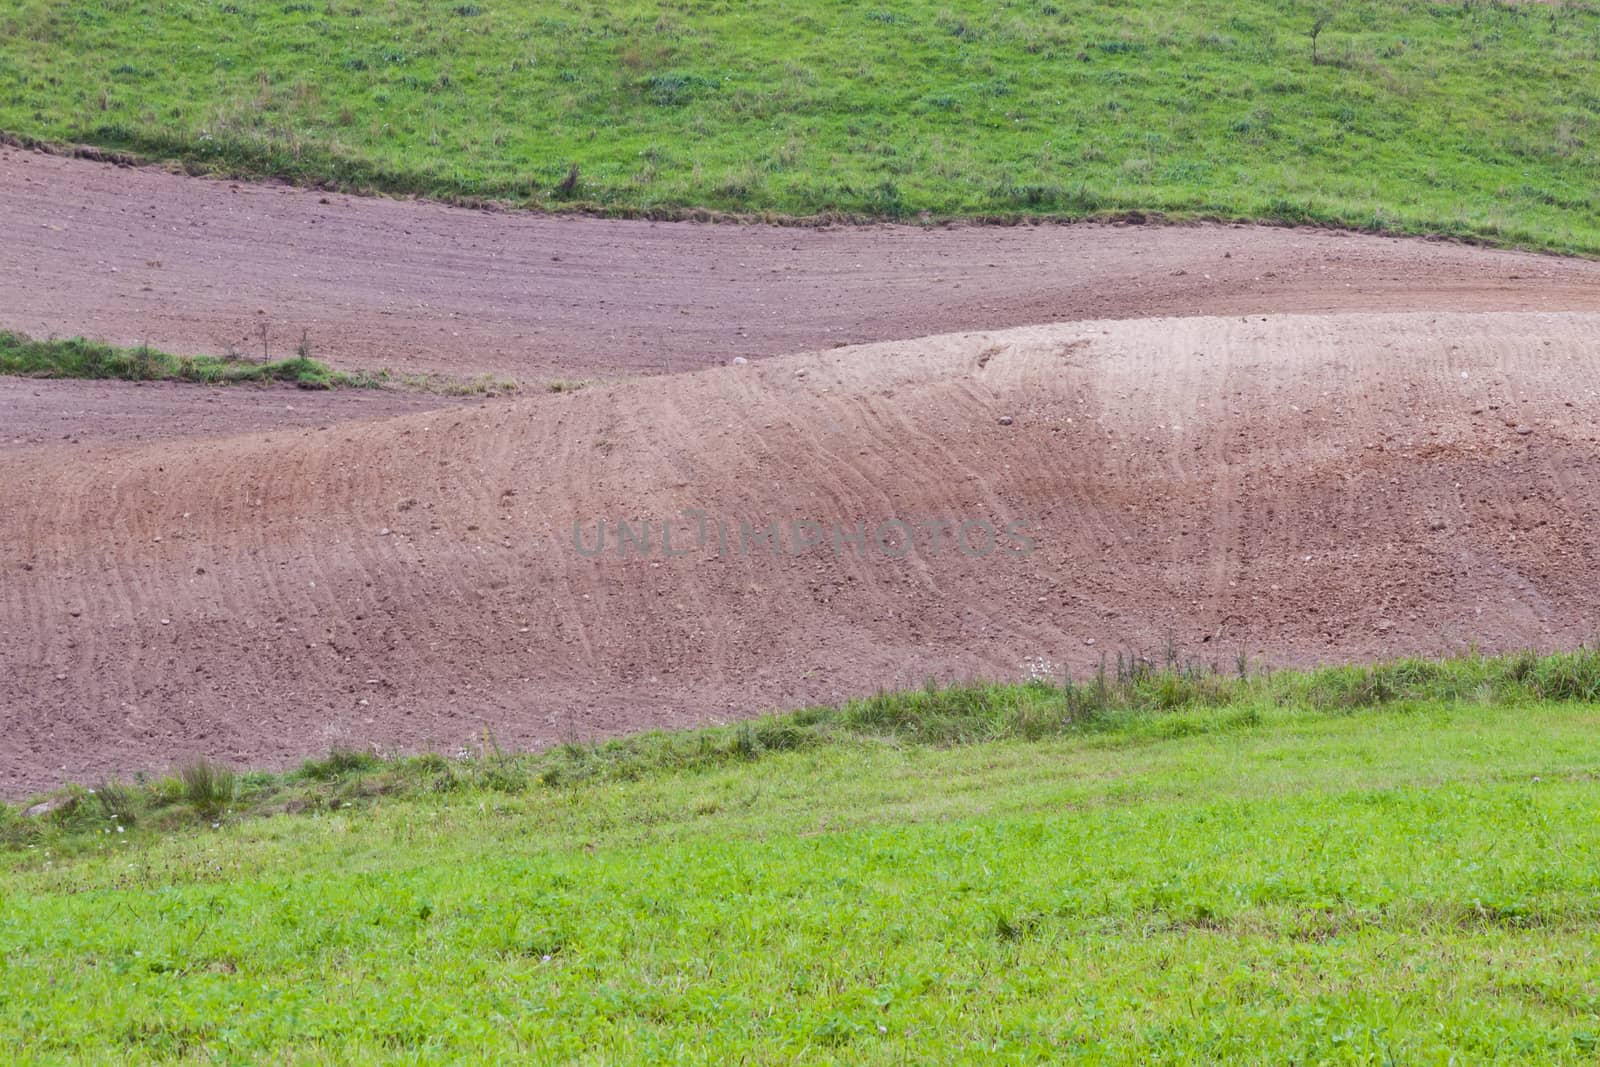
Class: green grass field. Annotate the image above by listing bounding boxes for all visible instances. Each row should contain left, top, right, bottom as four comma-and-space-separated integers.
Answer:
3, 0, 1599, 250
5, 652, 1600, 1063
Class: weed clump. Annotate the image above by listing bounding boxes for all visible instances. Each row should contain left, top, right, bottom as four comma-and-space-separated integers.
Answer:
93, 780, 139, 825
0, 331, 380, 389
296, 749, 382, 781
178, 758, 236, 818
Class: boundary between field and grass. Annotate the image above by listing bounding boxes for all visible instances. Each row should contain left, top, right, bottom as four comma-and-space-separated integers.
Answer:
0, 330, 537, 396
7, 0, 1600, 258
3, 131, 1589, 259
5, 647, 1598, 850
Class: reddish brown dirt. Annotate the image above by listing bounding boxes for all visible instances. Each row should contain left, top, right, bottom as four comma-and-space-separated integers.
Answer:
0, 377, 484, 451
5, 310, 1600, 796
6, 147, 1600, 795
6, 144, 1600, 381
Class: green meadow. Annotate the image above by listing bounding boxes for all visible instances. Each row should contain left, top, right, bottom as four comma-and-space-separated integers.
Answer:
4, 653, 1600, 1063
2, 0, 1598, 249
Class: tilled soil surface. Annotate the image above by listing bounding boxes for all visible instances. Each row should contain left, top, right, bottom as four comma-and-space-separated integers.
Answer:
0, 377, 485, 451
5, 309, 1600, 795
6, 144, 1600, 383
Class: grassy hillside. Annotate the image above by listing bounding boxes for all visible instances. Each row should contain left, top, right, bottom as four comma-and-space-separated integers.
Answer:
3, 0, 1599, 250
5, 651, 1600, 1063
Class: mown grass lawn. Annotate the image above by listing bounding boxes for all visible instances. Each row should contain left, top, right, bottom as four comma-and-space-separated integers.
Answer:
2, 0, 1598, 251
4, 654, 1600, 1063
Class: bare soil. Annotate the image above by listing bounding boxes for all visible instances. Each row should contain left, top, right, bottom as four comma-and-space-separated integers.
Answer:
4, 305, 1600, 794
0, 377, 481, 451
6, 144, 1600, 383
5, 147, 1600, 796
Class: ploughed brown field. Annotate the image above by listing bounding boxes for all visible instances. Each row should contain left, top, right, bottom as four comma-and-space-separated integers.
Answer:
3, 145, 1599, 796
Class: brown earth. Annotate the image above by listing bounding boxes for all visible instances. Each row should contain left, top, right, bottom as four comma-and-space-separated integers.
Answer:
4, 309, 1600, 796
5, 147, 1600, 796
0, 376, 486, 451
6, 144, 1600, 382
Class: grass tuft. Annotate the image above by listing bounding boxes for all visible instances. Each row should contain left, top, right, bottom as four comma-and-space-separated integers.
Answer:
176, 758, 236, 818
0, 331, 534, 395
92, 780, 138, 825
0, 331, 382, 389
295, 748, 383, 781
